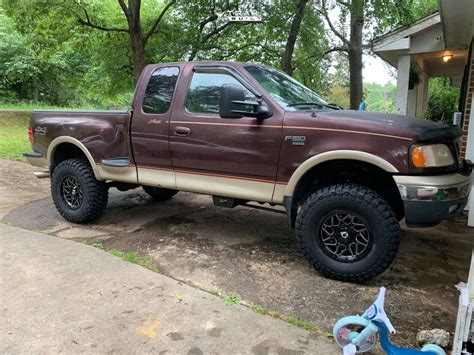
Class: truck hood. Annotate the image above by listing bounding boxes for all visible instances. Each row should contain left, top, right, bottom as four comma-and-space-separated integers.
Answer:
318, 110, 462, 142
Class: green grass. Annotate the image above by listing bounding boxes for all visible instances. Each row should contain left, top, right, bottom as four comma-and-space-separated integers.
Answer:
251, 305, 269, 315
223, 294, 241, 306
286, 316, 317, 332
0, 111, 31, 160
92, 243, 158, 272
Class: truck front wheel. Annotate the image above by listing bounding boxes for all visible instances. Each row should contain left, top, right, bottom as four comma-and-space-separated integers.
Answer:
295, 184, 400, 282
51, 158, 108, 223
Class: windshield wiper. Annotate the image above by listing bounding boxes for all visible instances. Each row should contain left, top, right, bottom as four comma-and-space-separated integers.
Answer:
287, 102, 337, 110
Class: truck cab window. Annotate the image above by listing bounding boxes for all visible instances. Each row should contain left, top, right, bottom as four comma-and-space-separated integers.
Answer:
185, 72, 256, 114
142, 67, 179, 114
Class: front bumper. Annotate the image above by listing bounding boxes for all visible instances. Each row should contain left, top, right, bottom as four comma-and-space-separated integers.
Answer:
394, 170, 472, 228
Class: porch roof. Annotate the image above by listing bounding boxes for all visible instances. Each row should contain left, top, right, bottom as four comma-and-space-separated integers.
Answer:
372, 0, 473, 81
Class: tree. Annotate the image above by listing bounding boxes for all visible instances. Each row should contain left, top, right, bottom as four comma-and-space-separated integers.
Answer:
282, 0, 311, 75
318, 0, 437, 109
76, 0, 176, 82
424, 78, 460, 124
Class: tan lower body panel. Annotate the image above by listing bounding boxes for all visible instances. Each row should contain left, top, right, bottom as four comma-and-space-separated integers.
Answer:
136, 166, 285, 204
272, 184, 286, 204
137, 167, 176, 188
176, 171, 276, 203
97, 164, 138, 184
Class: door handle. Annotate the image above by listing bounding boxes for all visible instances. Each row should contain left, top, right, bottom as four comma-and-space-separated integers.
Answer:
174, 126, 191, 136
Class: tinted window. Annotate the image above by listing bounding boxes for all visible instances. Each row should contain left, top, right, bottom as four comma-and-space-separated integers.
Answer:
246, 65, 332, 112
185, 72, 256, 114
142, 67, 179, 114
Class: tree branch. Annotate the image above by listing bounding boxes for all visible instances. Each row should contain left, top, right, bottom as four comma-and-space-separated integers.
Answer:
76, 8, 129, 33
323, 46, 348, 56
199, 13, 218, 32
117, 0, 130, 19
318, 0, 350, 46
202, 22, 232, 43
144, 0, 176, 43
294, 47, 347, 69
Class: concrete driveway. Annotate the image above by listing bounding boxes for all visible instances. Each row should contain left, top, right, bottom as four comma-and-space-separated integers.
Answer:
0, 223, 338, 354
1, 159, 473, 349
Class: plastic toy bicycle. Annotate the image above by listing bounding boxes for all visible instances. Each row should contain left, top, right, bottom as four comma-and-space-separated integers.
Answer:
333, 287, 446, 355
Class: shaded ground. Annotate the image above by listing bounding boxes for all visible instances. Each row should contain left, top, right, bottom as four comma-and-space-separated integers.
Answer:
2, 159, 473, 350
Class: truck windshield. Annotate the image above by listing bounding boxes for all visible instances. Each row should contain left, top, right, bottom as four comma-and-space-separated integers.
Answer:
245, 65, 332, 112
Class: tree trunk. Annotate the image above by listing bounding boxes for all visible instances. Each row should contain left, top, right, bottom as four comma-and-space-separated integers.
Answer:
130, 32, 145, 82
126, 0, 146, 83
282, 0, 309, 75
348, 0, 364, 109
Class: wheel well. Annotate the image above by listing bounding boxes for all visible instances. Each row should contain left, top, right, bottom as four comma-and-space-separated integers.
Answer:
51, 143, 88, 171
293, 159, 404, 220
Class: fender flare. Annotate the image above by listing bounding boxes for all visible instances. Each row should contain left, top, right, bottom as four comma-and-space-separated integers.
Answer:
284, 150, 399, 197
47, 136, 101, 180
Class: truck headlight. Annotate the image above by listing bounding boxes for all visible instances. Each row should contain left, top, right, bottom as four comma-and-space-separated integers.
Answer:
411, 144, 454, 168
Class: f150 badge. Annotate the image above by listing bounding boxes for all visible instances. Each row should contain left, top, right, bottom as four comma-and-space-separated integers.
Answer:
285, 135, 306, 146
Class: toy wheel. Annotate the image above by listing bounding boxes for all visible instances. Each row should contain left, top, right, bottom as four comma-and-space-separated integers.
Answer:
421, 344, 446, 355
333, 316, 376, 353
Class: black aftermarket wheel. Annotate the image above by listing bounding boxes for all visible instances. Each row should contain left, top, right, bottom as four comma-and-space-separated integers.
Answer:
295, 183, 400, 282
51, 158, 108, 223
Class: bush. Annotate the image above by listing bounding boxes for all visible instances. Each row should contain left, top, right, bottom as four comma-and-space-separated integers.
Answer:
424, 78, 460, 124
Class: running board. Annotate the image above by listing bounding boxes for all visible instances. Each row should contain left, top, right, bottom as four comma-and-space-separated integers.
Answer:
101, 158, 130, 168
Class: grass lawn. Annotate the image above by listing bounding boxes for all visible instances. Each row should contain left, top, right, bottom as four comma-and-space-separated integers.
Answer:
0, 111, 31, 160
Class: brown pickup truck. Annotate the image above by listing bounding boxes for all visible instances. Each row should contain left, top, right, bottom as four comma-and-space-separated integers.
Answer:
24, 61, 472, 282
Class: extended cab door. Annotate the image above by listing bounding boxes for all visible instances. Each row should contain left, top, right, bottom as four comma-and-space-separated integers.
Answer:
131, 64, 182, 188
168, 64, 283, 202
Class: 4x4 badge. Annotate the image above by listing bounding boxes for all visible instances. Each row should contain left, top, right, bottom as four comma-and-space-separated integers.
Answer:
285, 135, 306, 146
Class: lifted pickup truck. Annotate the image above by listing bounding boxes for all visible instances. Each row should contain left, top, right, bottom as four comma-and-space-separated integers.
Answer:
24, 61, 472, 282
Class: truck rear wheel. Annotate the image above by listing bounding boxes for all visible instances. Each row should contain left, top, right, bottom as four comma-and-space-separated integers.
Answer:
143, 186, 178, 201
295, 183, 400, 282
51, 158, 108, 223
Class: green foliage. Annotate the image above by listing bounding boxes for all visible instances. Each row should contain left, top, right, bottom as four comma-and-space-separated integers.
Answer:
326, 86, 350, 109
174, 292, 183, 302
0, 0, 442, 109
251, 305, 269, 315
364, 82, 397, 113
269, 311, 282, 319
223, 294, 241, 306
424, 77, 460, 124
92, 242, 104, 250
286, 316, 317, 332
0, 0, 332, 107
90, 243, 158, 271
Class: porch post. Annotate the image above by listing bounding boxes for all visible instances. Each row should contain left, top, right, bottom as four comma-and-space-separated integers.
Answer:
416, 72, 429, 117
396, 55, 411, 115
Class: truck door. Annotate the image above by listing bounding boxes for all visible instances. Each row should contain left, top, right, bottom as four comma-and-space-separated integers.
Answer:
168, 64, 283, 202
131, 65, 181, 188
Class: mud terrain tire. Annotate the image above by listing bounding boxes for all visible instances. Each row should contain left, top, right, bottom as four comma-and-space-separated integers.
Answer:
295, 183, 400, 282
51, 158, 108, 223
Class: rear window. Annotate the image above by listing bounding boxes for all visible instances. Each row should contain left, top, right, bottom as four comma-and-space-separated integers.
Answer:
142, 67, 180, 114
